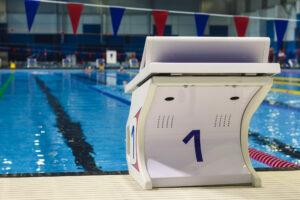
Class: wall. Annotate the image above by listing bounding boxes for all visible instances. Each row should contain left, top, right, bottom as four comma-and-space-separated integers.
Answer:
0, 0, 7, 23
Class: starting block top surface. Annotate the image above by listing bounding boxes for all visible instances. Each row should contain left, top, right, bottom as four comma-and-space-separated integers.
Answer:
125, 37, 280, 93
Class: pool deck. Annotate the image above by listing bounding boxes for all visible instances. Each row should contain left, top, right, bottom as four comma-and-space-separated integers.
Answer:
0, 171, 299, 199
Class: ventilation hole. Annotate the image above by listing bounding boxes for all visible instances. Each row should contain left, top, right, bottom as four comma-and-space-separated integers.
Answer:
165, 97, 174, 101
230, 96, 239, 100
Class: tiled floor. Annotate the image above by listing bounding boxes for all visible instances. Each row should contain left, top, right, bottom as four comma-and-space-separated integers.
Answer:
0, 171, 299, 199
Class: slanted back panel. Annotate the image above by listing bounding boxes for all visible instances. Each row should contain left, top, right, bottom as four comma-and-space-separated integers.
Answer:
140, 37, 270, 70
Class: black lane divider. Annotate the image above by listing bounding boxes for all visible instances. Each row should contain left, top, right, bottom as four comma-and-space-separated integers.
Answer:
35, 76, 101, 172
71, 74, 131, 106
249, 131, 300, 160
0, 171, 129, 178
71, 74, 105, 85
262, 100, 300, 112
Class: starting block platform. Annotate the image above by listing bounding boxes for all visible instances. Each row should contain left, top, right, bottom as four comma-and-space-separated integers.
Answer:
125, 37, 280, 189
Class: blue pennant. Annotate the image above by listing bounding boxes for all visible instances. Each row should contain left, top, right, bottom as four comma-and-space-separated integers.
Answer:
194, 14, 209, 36
274, 19, 288, 50
110, 7, 125, 36
24, 0, 40, 32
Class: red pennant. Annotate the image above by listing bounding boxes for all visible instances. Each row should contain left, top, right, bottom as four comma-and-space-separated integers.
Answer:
152, 10, 168, 36
88, 52, 92, 58
233, 16, 249, 37
117, 53, 121, 59
27, 49, 31, 55
67, 3, 83, 36
102, 53, 106, 59
12, 48, 16, 55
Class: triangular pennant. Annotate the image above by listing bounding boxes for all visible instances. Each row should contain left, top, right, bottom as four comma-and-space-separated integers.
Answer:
24, 0, 40, 31
67, 3, 84, 36
274, 19, 288, 50
152, 10, 168, 36
194, 14, 209, 36
233, 16, 249, 37
110, 7, 125, 36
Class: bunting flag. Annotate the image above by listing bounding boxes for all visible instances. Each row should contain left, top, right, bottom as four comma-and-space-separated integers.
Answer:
233, 16, 249, 37
67, 3, 84, 36
24, 0, 40, 31
194, 14, 209, 36
274, 19, 288, 50
152, 10, 168, 36
110, 7, 125, 36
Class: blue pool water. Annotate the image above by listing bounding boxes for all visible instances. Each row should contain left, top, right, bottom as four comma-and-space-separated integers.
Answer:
0, 69, 299, 175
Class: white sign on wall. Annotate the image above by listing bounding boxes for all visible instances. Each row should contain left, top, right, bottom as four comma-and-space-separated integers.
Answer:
106, 50, 117, 64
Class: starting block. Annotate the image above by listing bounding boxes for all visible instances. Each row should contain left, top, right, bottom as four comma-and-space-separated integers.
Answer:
125, 37, 280, 189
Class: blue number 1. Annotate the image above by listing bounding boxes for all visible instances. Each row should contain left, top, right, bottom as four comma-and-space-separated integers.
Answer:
183, 130, 203, 162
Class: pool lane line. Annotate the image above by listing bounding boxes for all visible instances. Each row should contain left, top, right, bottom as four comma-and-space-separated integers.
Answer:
270, 88, 300, 95
124, 71, 138, 75
34, 76, 102, 173
249, 131, 300, 162
274, 77, 300, 82
273, 80, 300, 86
262, 100, 300, 112
71, 73, 106, 85
70, 74, 131, 106
281, 70, 300, 74
0, 171, 129, 178
0, 73, 15, 100
88, 86, 131, 106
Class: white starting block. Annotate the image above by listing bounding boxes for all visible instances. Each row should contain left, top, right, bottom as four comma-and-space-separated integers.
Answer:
129, 58, 139, 68
125, 37, 280, 189
27, 58, 37, 68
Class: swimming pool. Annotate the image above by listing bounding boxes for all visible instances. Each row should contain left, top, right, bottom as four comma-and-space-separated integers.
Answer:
0, 69, 299, 175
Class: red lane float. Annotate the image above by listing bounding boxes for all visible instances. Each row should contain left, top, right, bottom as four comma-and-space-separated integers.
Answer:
249, 147, 299, 168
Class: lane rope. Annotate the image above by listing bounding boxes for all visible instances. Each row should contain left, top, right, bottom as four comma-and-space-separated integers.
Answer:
274, 77, 300, 82
249, 147, 299, 168
270, 88, 300, 95
273, 81, 300, 86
